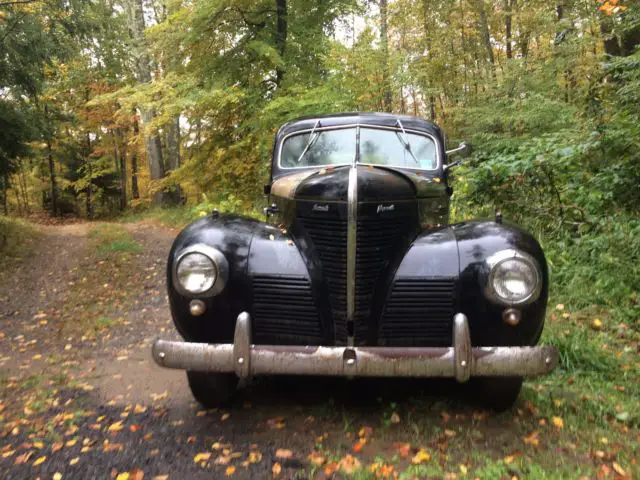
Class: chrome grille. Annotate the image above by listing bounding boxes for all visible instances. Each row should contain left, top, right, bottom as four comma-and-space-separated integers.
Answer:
252, 275, 323, 344
380, 278, 455, 346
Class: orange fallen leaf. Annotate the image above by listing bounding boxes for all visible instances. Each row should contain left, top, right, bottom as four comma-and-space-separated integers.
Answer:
523, 431, 540, 446
338, 454, 362, 474
307, 451, 325, 466
272, 462, 282, 477
130, 470, 144, 480
358, 425, 373, 438
52, 442, 63, 453
353, 440, 366, 452
225, 466, 236, 476
275, 449, 293, 459
324, 462, 339, 475
393, 442, 411, 458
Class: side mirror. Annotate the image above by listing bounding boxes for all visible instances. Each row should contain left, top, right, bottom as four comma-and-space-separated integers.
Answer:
444, 142, 472, 171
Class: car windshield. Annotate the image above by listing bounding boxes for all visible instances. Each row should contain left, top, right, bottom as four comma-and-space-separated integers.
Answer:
280, 127, 437, 170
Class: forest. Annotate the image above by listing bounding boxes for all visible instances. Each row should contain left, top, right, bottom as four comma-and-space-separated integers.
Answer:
0, 0, 639, 478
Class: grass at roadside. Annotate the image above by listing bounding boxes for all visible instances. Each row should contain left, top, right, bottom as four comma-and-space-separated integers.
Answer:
89, 223, 143, 254
0, 216, 39, 272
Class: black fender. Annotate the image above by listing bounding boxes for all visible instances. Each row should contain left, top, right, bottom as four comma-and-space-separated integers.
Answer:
167, 214, 260, 342
387, 220, 548, 346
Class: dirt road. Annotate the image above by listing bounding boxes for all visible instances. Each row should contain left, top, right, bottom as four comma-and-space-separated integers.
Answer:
0, 221, 637, 480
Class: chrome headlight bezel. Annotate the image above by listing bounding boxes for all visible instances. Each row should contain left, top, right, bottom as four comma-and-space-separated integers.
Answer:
485, 249, 542, 306
173, 244, 229, 298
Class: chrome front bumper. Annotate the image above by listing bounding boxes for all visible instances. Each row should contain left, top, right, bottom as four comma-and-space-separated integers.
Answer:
152, 312, 558, 382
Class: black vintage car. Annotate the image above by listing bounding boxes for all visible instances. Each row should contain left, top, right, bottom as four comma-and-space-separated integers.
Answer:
152, 113, 558, 411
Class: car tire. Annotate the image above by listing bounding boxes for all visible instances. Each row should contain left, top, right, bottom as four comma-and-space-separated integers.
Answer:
472, 376, 523, 412
186, 371, 238, 408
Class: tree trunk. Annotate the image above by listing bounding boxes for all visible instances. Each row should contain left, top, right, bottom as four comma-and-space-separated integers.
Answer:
119, 130, 127, 211
86, 132, 93, 218
164, 116, 181, 202
275, 0, 287, 86
46, 138, 57, 217
126, 0, 165, 206
505, 0, 513, 59
380, 0, 392, 112
131, 111, 140, 200
1, 171, 8, 215
475, 0, 494, 69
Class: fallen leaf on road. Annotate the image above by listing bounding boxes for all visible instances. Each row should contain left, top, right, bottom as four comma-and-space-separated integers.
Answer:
108, 421, 124, 432
275, 449, 293, 459
412, 449, 431, 464
53, 473, 62, 480
338, 454, 362, 474
33, 456, 46, 466
116, 474, 129, 480
272, 462, 282, 477
307, 451, 325, 466
130, 470, 144, 480
353, 439, 366, 452
324, 462, 339, 476
390, 412, 400, 424
225, 466, 236, 476
248, 451, 262, 463
193, 452, 211, 463
612, 463, 626, 476
393, 442, 411, 458
552, 416, 564, 429
523, 431, 540, 446
221, 413, 230, 421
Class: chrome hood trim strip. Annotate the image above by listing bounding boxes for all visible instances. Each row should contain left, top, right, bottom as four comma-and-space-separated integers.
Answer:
346, 165, 357, 347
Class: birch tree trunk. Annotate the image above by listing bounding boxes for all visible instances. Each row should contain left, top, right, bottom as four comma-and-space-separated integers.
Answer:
126, 0, 165, 206
380, 0, 392, 112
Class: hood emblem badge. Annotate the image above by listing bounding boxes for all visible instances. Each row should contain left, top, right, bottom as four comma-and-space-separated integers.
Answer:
312, 204, 330, 212
377, 204, 395, 214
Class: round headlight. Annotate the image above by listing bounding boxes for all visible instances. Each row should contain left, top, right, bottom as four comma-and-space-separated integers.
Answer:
176, 252, 217, 294
486, 250, 542, 305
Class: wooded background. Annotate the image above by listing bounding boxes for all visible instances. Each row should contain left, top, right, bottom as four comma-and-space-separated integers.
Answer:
0, 0, 638, 230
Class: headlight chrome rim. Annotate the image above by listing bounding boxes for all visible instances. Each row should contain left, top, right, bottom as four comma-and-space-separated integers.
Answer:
485, 249, 542, 306
173, 244, 229, 298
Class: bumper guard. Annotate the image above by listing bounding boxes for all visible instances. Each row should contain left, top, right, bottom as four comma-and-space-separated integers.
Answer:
152, 313, 558, 381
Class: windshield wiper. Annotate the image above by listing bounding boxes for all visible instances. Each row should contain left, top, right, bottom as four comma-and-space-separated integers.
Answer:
296, 120, 322, 164
395, 118, 419, 165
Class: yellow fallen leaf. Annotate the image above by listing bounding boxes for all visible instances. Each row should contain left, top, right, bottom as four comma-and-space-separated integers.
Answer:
412, 448, 431, 464
591, 319, 603, 330
108, 421, 124, 432
444, 429, 457, 438
248, 451, 262, 463
33, 456, 46, 466
552, 416, 564, 429
555, 304, 564, 311
134, 404, 147, 414
53, 473, 63, 480
33, 441, 44, 449
225, 466, 236, 476
193, 452, 211, 463
115, 474, 129, 480
221, 413, 230, 421
69, 457, 79, 465
504, 455, 515, 464
272, 462, 282, 477
612, 462, 626, 476
459, 464, 468, 474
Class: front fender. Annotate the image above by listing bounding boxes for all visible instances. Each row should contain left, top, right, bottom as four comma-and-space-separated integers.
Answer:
386, 221, 548, 347
167, 214, 260, 342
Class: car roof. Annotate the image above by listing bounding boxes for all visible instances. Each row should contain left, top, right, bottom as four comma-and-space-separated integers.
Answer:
276, 112, 444, 140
